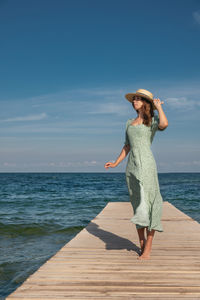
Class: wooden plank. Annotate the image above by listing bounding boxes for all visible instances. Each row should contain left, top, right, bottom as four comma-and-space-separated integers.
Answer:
6, 201, 200, 299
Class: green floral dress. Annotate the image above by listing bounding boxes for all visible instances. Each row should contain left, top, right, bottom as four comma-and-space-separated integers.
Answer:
124, 114, 164, 232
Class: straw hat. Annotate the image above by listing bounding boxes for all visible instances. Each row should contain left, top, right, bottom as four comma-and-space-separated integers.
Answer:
125, 88, 156, 110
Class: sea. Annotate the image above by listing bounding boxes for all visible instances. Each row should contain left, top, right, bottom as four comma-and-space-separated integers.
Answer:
0, 172, 200, 299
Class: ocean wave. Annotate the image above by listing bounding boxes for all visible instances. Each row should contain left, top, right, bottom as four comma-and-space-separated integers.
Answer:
0, 222, 84, 238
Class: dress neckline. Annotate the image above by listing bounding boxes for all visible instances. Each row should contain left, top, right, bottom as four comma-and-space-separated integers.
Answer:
129, 116, 155, 127
130, 123, 143, 127
130, 118, 144, 127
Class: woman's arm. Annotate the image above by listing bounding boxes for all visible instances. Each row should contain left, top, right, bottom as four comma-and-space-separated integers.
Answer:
104, 144, 130, 169
157, 106, 168, 130
114, 144, 130, 166
153, 98, 168, 130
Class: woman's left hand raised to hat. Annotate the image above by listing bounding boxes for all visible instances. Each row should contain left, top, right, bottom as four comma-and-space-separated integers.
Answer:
153, 98, 164, 110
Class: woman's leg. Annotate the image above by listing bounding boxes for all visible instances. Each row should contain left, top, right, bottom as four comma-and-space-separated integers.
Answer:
138, 229, 155, 260
136, 227, 147, 255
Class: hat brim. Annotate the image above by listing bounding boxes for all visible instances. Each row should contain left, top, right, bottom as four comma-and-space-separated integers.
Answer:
125, 93, 156, 110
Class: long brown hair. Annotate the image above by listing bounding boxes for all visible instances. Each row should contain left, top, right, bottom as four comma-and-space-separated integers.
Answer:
135, 96, 154, 126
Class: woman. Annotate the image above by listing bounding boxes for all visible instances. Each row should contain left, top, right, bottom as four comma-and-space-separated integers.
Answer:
104, 89, 168, 260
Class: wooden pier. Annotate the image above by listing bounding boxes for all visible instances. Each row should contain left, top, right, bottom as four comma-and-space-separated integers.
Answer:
7, 201, 200, 299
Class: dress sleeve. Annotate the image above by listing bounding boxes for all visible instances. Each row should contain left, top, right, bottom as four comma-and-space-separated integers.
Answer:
124, 119, 130, 146
151, 115, 159, 135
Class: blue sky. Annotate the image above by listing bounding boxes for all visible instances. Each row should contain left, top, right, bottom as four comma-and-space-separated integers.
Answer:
1, 0, 200, 172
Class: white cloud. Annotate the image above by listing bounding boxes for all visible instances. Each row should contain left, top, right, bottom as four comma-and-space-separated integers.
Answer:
1, 81, 200, 120
1, 113, 47, 122
165, 97, 200, 110
174, 160, 200, 166
3, 162, 17, 167
83, 160, 98, 166
88, 102, 129, 115
1, 80, 200, 135
1, 161, 101, 168
57, 160, 99, 167
193, 10, 200, 25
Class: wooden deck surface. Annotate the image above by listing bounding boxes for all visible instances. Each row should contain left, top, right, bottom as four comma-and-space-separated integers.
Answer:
7, 201, 200, 299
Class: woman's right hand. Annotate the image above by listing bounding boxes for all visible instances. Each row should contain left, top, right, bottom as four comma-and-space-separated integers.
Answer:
104, 162, 117, 169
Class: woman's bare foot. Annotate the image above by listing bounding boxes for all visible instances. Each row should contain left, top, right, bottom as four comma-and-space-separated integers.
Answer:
137, 253, 150, 260
137, 229, 155, 260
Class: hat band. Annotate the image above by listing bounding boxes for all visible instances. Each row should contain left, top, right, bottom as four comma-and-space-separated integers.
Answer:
136, 92, 153, 100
